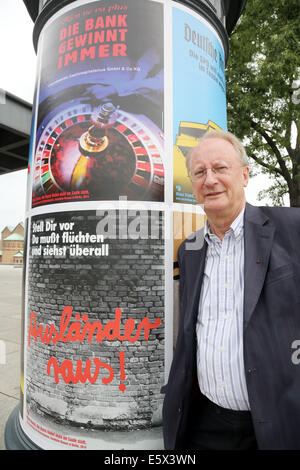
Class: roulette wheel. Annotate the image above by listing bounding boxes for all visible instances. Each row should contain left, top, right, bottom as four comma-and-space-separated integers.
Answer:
32, 100, 164, 203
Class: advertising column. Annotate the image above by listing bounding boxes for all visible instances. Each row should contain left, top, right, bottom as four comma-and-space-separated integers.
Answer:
11, 0, 229, 451
21, 0, 165, 450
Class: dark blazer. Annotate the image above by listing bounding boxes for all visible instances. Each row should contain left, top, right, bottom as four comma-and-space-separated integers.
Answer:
162, 203, 300, 450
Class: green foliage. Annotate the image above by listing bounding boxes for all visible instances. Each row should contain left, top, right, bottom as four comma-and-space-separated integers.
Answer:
226, 0, 300, 206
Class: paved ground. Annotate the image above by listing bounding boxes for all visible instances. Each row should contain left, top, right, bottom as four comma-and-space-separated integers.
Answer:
0, 264, 23, 450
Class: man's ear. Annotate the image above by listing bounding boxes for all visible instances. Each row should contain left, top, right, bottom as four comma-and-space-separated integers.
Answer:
243, 165, 250, 187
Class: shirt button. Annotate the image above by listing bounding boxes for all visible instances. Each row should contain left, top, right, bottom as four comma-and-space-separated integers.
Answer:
219, 347, 224, 352
224, 315, 228, 319
224, 283, 228, 288
221, 381, 226, 387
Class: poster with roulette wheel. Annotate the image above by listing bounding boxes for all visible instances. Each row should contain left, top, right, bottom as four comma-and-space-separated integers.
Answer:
31, 0, 164, 208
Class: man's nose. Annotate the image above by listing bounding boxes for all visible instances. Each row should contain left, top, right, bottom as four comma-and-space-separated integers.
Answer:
203, 168, 218, 184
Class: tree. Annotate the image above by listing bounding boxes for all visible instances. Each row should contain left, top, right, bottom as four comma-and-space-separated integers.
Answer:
226, 0, 300, 206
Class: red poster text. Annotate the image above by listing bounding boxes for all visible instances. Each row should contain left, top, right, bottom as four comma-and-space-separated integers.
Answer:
28, 306, 161, 391
57, 14, 128, 69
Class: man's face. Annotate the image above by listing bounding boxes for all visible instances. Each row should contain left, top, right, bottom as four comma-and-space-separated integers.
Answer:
189, 138, 249, 216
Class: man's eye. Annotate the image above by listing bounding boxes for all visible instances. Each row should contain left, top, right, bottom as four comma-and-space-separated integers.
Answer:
195, 169, 205, 175
215, 166, 227, 172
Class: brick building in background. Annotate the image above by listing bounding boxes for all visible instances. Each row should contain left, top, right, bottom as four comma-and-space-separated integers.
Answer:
0, 222, 24, 264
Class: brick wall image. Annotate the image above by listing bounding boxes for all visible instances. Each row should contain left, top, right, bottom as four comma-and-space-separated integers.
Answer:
26, 209, 165, 431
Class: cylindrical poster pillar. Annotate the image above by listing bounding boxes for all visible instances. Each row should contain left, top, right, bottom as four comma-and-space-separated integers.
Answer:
6, 0, 228, 450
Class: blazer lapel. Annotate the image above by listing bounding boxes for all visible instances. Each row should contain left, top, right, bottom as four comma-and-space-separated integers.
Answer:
183, 238, 207, 342
243, 203, 275, 331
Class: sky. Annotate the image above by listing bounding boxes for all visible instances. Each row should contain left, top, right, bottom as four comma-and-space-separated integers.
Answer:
0, 0, 281, 234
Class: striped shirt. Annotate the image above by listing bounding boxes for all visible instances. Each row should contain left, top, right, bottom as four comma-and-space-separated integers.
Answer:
196, 208, 250, 410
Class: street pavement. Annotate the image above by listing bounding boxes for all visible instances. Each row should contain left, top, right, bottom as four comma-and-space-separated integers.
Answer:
0, 264, 23, 450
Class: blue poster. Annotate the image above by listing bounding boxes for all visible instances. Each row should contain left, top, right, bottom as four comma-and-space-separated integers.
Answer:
173, 5, 227, 204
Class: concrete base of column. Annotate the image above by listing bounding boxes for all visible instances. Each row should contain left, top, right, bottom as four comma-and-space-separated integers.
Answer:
5, 405, 40, 450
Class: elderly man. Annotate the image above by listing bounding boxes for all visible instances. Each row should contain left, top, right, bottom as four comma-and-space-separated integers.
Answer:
162, 130, 300, 450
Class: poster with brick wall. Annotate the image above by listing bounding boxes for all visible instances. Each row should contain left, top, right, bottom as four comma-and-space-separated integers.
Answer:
22, 209, 165, 449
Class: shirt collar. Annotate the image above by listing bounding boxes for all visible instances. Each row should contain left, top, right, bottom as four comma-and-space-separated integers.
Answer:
204, 206, 245, 242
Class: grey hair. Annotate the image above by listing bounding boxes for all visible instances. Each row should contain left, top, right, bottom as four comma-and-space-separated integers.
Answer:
185, 129, 249, 174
